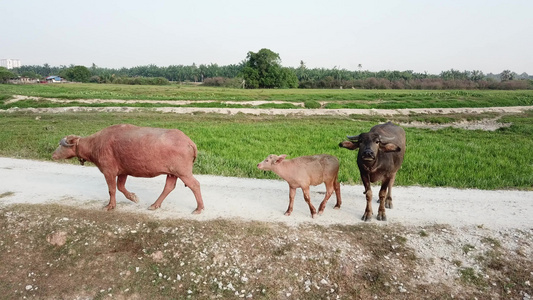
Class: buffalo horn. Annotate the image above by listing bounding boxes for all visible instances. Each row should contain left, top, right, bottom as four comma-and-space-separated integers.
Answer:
378, 135, 396, 143
60, 137, 74, 147
346, 135, 359, 141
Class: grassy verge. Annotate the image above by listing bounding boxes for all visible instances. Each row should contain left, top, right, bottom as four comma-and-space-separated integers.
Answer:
0, 111, 532, 190
1, 83, 533, 108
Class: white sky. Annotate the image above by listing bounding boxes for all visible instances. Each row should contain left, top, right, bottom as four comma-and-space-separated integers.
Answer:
2, 0, 532, 74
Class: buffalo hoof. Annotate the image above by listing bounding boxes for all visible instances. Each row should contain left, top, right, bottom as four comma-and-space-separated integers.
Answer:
103, 205, 115, 211
129, 193, 139, 203
361, 212, 373, 222
385, 200, 393, 209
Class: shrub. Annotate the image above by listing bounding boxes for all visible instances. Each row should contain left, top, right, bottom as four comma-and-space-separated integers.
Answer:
89, 76, 101, 83
304, 100, 321, 109
497, 80, 530, 90
202, 77, 243, 88
111, 76, 169, 85
60, 66, 91, 83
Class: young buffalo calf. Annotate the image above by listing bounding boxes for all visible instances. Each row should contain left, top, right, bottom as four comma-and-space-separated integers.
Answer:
257, 154, 341, 218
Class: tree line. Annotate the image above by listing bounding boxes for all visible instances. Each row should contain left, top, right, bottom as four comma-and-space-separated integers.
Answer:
5, 48, 533, 89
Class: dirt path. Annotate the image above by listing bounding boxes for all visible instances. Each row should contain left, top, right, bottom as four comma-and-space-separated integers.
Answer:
4, 94, 533, 118
1, 157, 531, 231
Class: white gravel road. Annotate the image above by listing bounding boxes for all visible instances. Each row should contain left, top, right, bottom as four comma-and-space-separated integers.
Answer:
1, 157, 531, 230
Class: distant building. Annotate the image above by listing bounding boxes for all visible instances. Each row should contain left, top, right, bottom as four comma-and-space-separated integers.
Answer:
8, 76, 39, 84
46, 76, 63, 83
0, 59, 22, 69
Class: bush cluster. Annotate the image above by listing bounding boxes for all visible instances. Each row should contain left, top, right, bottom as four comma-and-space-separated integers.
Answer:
299, 78, 532, 90
89, 76, 170, 85
12, 59, 532, 90
201, 77, 244, 88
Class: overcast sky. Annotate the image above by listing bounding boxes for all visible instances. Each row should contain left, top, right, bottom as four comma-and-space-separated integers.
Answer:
2, 0, 532, 74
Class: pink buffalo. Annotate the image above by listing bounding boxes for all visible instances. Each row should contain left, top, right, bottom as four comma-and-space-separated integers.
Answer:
52, 124, 204, 213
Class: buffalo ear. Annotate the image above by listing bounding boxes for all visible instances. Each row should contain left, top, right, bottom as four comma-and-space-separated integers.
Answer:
381, 143, 401, 152
339, 141, 359, 150
275, 154, 287, 164
66, 135, 80, 145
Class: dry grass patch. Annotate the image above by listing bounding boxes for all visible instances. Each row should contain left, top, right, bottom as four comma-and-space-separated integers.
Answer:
0, 191, 14, 199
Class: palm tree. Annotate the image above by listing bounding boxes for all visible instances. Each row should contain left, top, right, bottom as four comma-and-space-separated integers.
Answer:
500, 70, 513, 81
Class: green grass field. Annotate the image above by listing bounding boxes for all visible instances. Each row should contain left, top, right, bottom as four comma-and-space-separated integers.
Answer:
2, 83, 533, 190
1, 83, 533, 109
1, 109, 532, 190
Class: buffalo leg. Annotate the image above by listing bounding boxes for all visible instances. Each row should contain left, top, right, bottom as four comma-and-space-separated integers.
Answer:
302, 187, 317, 218
385, 174, 396, 209
117, 175, 139, 203
377, 181, 389, 221
361, 176, 373, 221
104, 174, 118, 211
148, 175, 177, 210
334, 180, 342, 209
285, 187, 296, 216
179, 174, 204, 214
318, 182, 335, 215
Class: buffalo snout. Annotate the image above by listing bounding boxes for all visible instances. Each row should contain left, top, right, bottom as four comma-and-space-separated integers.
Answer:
362, 149, 375, 160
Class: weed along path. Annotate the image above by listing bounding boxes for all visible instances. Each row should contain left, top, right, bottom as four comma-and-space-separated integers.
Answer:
1, 157, 531, 230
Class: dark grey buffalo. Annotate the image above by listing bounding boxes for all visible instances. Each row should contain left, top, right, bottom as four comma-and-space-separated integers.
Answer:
339, 122, 406, 221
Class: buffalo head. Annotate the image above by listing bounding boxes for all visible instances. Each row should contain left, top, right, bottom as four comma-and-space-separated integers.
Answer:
52, 135, 81, 160
339, 132, 401, 162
